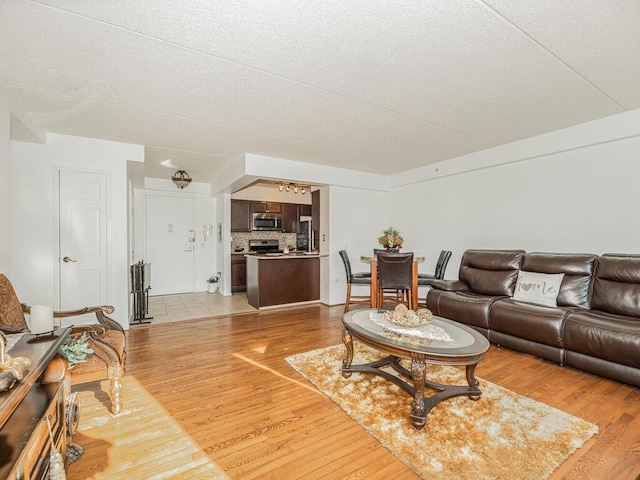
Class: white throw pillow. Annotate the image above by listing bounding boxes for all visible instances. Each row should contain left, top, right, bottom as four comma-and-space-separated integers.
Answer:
512, 271, 564, 307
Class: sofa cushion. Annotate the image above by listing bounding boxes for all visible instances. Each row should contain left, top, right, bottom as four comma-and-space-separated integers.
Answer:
458, 250, 524, 296
427, 289, 501, 330
513, 271, 564, 307
591, 253, 640, 317
490, 298, 570, 347
563, 310, 640, 369
522, 253, 597, 308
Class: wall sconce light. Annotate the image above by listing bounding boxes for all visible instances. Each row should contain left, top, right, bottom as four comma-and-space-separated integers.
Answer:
278, 182, 309, 194
172, 170, 192, 189
202, 224, 214, 241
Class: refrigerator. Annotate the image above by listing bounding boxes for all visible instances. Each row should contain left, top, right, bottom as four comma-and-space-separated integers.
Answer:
297, 216, 312, 251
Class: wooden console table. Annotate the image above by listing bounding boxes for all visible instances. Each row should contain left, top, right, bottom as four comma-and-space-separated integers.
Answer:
0, 328, 71, 479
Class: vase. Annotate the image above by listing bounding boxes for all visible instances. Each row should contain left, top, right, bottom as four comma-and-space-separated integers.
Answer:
385, 246, 400, 252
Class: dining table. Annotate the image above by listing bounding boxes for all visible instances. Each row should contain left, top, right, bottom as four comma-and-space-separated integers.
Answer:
360, 254, 425, 310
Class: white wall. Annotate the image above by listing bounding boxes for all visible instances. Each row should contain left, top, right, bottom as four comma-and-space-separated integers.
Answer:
391, 113, 640, 279
0, 91, 10, 276
328, 185, 391, 305
11, 133, 143, 328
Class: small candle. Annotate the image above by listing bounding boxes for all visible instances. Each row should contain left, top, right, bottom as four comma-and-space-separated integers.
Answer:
29, 305, 54, 334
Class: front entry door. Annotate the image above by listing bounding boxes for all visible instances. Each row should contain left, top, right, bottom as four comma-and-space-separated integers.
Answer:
59, 170, 109, 311
145, 195, 195, 295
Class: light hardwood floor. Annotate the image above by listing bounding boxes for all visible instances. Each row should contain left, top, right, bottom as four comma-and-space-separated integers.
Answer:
69, 305, 640, 480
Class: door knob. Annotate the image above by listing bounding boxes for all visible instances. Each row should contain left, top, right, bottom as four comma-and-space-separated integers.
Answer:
63, 256, 77, 263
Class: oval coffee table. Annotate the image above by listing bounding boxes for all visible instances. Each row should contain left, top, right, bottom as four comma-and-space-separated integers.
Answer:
342, 309, 490, 430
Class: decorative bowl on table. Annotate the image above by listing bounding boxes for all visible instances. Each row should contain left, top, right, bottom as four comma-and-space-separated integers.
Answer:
384, 304, 433, 327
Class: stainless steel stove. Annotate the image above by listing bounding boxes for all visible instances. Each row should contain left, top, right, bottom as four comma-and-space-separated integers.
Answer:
248, 239, 283, 254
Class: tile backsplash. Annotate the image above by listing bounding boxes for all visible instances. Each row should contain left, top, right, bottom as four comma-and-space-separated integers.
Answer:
231, 231, 297, 251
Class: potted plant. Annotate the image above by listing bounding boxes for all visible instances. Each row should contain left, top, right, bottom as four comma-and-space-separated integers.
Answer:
378, 227, 404, 251
207, 274, 220, 293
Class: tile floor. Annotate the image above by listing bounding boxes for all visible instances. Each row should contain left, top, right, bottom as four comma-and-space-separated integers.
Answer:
135, 291, 257, 327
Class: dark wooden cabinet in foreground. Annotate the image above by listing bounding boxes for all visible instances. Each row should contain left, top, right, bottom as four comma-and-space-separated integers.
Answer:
246, 255, 320, 308
0, 328, 71, 480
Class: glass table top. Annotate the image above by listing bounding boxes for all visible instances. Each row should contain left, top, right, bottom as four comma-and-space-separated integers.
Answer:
344, 309, 488, 354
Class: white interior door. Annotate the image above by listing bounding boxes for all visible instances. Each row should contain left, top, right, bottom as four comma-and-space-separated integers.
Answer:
145, 195, 195, 295
59, 170, 108, 310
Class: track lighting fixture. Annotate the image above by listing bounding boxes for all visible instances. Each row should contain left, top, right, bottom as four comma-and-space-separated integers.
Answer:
277, 182, 310, 195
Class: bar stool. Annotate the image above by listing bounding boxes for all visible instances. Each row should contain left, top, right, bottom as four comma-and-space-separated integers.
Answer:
377, 251, 415, 310
418, 250, 452, 286
339, 250, 372, 313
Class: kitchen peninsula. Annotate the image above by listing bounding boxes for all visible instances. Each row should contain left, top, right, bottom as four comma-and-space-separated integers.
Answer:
246, 253, 321, 308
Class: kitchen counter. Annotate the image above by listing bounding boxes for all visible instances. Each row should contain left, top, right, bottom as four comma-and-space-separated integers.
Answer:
246, 254, 322, 308
244, 252, 325, 259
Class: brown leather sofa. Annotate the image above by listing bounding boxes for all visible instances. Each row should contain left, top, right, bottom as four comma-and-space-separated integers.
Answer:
426, 250, 640, 388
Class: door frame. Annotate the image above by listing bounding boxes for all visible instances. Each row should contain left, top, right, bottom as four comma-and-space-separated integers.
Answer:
53, 166, 113, 311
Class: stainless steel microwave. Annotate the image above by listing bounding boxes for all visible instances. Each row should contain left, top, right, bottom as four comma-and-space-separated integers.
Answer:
252, 213, 283, 231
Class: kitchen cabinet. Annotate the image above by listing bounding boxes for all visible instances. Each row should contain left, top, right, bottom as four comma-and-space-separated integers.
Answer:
246, 255, 320, 308
282, 203, 299, 233
251, 202, 281, 214
300, 204, 312, 217
231, 200, 251, 232
231, 254, 247, 292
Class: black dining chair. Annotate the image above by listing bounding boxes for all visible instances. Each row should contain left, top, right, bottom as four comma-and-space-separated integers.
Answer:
376, 251, 414, 310
418, 250, 452, 286
339, 250, 372, 313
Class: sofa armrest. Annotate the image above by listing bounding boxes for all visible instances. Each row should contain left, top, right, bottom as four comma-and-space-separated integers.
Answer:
430, 279, 471, 292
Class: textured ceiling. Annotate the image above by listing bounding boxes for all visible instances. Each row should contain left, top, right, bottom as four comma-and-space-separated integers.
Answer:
1, 0, 638, 183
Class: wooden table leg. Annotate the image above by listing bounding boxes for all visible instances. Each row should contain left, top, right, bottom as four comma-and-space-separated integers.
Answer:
411, 260, 418, 310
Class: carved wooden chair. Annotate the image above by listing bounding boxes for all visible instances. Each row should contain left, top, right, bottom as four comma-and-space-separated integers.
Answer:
0, 274, 126, 414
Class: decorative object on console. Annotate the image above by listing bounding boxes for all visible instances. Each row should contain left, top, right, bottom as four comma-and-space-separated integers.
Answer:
59, 333, 94, 366
378, 226, 403, 251
513, 271, 564, 307
29, 305, 54, 334
171, 169, 192, 189
0, 331, 32, 392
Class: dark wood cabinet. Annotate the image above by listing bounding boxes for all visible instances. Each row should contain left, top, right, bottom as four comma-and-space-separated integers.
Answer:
1, 329, 71, 480
246, 256, 320, 308
282, 203, 299, 233
251, 202, 281, 214
300, 204, 312, 217
231, 200, 251, 232
231, 254, 247, 292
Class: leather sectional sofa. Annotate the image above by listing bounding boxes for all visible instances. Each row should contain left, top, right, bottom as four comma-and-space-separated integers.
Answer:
426, 249, 640, 388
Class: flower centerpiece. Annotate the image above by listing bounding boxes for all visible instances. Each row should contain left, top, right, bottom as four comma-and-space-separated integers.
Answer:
378, 226, 403, 251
